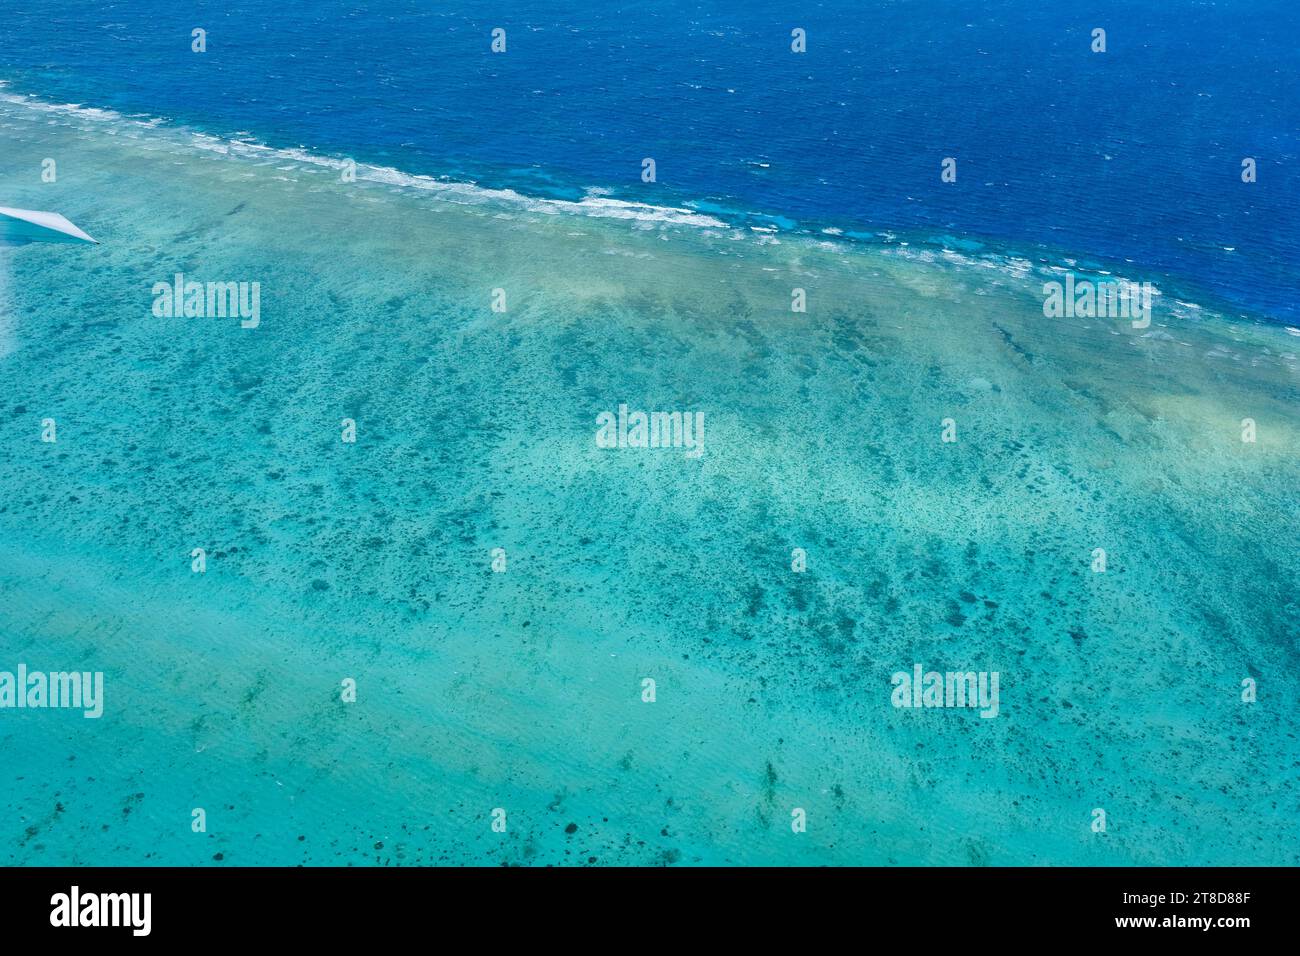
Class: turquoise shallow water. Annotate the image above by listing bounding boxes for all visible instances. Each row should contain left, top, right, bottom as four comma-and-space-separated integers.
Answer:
1, 95, 1298, 866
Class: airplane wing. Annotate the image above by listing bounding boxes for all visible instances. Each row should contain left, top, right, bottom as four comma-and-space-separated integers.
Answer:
0, 206, 99, 244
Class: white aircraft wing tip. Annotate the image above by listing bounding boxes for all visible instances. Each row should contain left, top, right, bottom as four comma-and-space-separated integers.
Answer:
0, 206, 100, 245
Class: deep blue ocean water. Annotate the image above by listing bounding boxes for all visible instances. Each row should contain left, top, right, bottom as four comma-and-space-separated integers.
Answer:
2, 0, 1297, 320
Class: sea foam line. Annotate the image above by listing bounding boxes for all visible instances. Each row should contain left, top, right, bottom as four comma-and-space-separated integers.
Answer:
0, 81, 1220, 314
0, 84, 729, 231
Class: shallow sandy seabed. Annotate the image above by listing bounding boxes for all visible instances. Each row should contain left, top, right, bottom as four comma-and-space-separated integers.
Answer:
0, 99, 1296, 865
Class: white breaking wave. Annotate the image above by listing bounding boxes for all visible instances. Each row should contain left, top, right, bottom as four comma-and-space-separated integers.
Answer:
0, 85, 729, 231
199, 138, 731, 228
0, 80, 1224, 314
